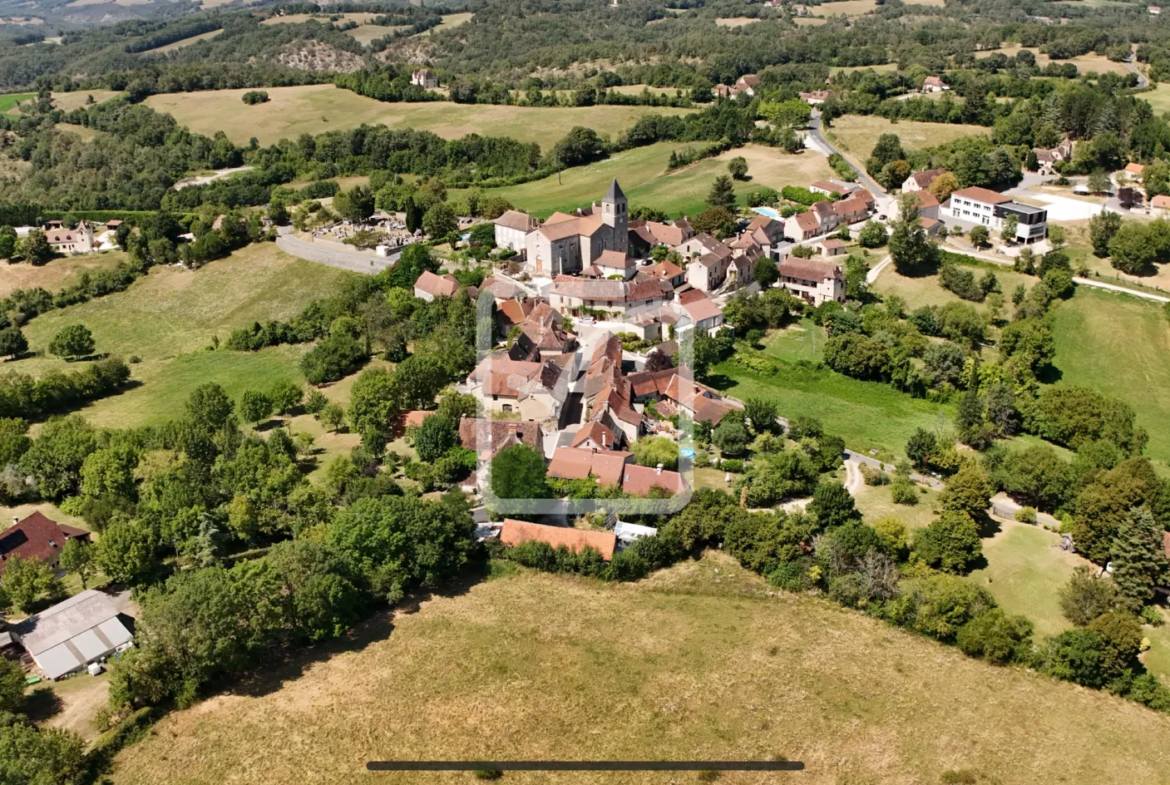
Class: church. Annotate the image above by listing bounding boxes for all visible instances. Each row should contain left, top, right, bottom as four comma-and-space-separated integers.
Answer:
519, 179, 629, 276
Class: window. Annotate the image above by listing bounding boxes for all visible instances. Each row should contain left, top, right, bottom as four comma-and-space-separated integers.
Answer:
502, 404, 512, 412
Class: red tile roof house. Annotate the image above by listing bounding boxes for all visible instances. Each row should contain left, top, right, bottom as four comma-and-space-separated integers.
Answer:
499, 519, 617, 561
0, 512, 91, 578
620, 463, 687, 497
547, 447, 634, 488
413, 270, 460, 301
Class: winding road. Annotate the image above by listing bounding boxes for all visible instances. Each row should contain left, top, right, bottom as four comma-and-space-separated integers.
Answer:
807, 110, 889, 209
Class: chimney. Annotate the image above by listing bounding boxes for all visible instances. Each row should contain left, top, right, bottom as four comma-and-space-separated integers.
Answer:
48, 539, 57, 548
11, 517, 17, 526
656, 463, 663, 475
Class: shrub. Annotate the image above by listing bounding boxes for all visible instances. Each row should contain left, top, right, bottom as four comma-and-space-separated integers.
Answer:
1015, 506, 1037, 524
956, 609, 1033, 665
912, 511, 982, 574
890, 476, 919, 505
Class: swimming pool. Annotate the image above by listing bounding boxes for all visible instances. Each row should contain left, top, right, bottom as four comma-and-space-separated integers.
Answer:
752, 206, 782, 220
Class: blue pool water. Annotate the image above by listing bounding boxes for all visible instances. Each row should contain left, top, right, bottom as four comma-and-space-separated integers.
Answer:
752, 206, 781, 220
680, 448, 696, 459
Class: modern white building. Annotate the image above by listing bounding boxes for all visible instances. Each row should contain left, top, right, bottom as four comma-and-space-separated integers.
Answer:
946, 187, 1048, 244
13, 590, 134, 680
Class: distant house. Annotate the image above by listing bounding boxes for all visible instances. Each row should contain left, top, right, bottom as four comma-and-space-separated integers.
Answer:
686, 252, 732, 293
785, 210, 821, 243
44, 222, 93, 255
493, 210, 538, 253
902, 168, 949, 193
583, 249, 637, 281
0, 512, 91, 579
413, 270, 460, 301
645, 259, 687, 289
1150, 5, 1161, 14
498, 519, 617, 561
809, 179, 859, 198
547, 273, 669, 317
1151, 194, 1170, 217
894, 190, 940, 221
921, 76, 948, 93
13, 589, 133, 680
1123, 162, 1146, 181
777, 257, 845, 306
628, 217, 693, 256
742, 215, 788, 259
798, 90, 830, 105
570, 420, 621, 451
411, 69, 439, 89
1032, 137, 1073, 176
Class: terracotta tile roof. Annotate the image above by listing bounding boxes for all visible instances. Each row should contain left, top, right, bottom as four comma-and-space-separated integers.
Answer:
923, 76, 945, 88
819, 238, 846, 249
903, 191, 939, 210
647, 260, 685, 280
458, 418, 543, 459
498, 297, 536, 326
0, 512, 90, 577
414, 270, 460, 298
907, 168, 948, 189
951, 186, 1011, 204
833, 196, 870, 217
620, 463, 687, 497
1152, 195, 1170, 209
627, 368, 677, 398
1125, 162, 1145, 175
547, 447, 632, 487
591, 332, 623, 366
570, 421, 618, 449
44, 227, 88, 245
681, 233, 731, 258
812, 201, 836, 221
470, 355, 544, 397
538, 213, 604, 240
681, 294, 723, 323
479, 276, 520, 301
631, 219, 692, 247
694, 396, 733, 425
550, 273, 666, 304
404, 410, 437, 428
500, 519, 617, 561
791, 211, 820, 231
493, 210, 538, 232
779, 258, 842, 283
809, 179, 849, 194
595, 249, 635, 269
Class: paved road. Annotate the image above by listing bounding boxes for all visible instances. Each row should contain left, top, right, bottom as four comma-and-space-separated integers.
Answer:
911, 243, 1170, 304
808, 110, 890, 211
1125, 57, 1150, 89
276, 230, 400, 274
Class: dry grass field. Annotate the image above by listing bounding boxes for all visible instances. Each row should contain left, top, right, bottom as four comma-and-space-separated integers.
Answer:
826, 116, 991, 163
818, 0, 880, 16
715, 16, 761, 27
108, 551, 1170, 785
48, 90, 122, 112
144, 28, 222, 53
0, 251, 126, 297
145, 84, 692, 147
975, 44, 1134, 76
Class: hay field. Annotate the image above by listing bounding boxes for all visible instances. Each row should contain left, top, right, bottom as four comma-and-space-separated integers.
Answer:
144, 84, 692, 147
975, 44, 1134, 76
108, 552, 1170, 785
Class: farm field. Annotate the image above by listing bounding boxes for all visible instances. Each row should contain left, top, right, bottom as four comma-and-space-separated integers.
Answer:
451, 144, 834, 219
108, 551, 1170, 785
870, 258, 1033, 315
818, 0, 881, 16
1050, 286, 1170, 465
792, 16, 828, 25
0, 92, 33, 112
974, 44, 1134, 76
1060, 219, 1170, 293
4, 244, 347, 429
428, 11, 473, 32
0, 251, 126, 298
143, 28, 222, 53
261, 12, 382, 26
826, 116, 990, 165
144, 84, 691, 147
715, 16, 762, 27
1142, 83, 1170, 114
49, 89, 122, 111
833, 62, 899, 73
967, 521, 1085, 640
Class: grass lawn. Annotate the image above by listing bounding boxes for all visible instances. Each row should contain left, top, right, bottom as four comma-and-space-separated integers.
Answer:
47, 90, 121, 112
21, 244, 347, 364
428, 11, 474, 33
711, 349, 950, 463
0, 92, 34, 112
1141, 607, 1170, 683
967, 521, 1087, 640
853, 480, 939, 530
108, 551, 1170, 784
80, 346, 309, 429
2, 244, 348, 429
1050, 286, 1170, 466
825, 116, 990, 170
450, 143, 834, 219
145, 84, 690, 147
870, 259, 1033, 316
819, 0, 881, 15
1059, 219, 1170, 295
143, 28, 222, 53
1142, 83, 1170, 115
0, 251, 127, 298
